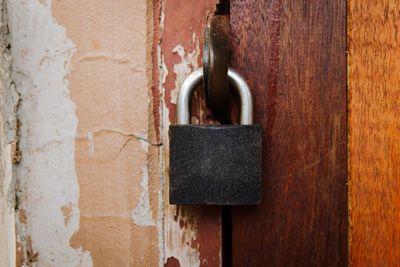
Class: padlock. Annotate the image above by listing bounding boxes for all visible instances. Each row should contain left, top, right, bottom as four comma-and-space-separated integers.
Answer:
169, 68, 262, 205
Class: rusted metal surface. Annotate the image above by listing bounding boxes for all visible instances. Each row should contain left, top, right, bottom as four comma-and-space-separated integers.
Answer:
203, 14, 230, 122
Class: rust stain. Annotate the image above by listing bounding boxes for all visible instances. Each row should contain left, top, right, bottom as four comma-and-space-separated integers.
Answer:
60, 202, 73, 226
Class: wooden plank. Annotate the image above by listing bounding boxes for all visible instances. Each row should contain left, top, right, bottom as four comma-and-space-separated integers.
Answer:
230, 1, 347, 266
348, 1, 400, 265
153, 1, 222, 266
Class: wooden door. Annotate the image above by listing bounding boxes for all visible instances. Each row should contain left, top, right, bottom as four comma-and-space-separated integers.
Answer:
159, 1, 400, 266
229, 1, 347, 266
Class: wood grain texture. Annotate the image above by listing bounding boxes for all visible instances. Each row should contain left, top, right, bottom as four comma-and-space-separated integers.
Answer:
349, 1, 400, 266
230, 1, 347, 266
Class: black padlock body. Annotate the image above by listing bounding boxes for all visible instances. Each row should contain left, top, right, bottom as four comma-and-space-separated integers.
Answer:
169, 125, 262, 205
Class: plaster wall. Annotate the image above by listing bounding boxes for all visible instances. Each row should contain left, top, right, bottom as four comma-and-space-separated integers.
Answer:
8, 0, 159, 266
0, 0, 17, 266
2, 1, 221, 266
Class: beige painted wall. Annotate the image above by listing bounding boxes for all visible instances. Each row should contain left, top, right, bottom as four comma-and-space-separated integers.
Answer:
7, 0, 160, 266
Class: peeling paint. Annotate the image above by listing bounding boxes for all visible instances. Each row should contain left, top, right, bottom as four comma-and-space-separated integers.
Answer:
0, 144, 16, 267
164, 207, 201, 267
8, 0, 92, 265
163, 38, 203, 265
171, 37, 200, 104
3, 0, 222, 266
159, 1, 221, 266
0, 0, 17, 265
132, 164, 155, 227
132, 137, 155, 227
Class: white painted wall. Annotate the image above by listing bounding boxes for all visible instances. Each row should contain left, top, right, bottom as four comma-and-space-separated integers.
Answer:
7, 0, 92, 265
0, 0, 16, 265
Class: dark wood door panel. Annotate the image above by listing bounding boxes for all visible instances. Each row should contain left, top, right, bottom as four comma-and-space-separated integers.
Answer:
230, 1, 347, 266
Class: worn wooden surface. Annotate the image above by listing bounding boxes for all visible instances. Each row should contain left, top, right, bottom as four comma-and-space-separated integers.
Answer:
348, 1, 400, 266
230, 1, 347, 266
153, 1, 222, 266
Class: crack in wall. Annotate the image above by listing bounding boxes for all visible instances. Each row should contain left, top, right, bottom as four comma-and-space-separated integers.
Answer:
76, 128, 162, 146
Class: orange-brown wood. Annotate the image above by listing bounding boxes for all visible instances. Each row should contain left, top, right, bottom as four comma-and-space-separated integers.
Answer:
349, 1, 400, 265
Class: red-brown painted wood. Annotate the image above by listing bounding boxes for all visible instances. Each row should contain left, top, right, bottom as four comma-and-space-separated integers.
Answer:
153, 1, 222, 266
230, 1, 347, 266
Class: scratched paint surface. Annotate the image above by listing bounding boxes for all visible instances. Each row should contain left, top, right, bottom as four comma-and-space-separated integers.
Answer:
157, 1, 222, 266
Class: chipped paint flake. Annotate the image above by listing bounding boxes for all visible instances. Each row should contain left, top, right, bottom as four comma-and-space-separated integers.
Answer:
132, 164, 155, 227
170, 36, 200, 104
132, 136, 155, 227
162, 33, 202, 267
164, 207, 201, 267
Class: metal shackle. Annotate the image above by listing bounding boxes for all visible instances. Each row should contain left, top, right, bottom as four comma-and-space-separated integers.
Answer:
176, 67, 253, 125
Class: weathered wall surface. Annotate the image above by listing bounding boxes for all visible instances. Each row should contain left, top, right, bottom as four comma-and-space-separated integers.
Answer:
8, 0, 92, 265
52, 1, 160, 266
8, 0, 159, 266
3, 0, 222, 266
0, 0, 17, 266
